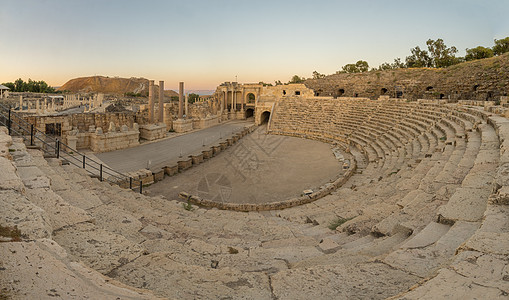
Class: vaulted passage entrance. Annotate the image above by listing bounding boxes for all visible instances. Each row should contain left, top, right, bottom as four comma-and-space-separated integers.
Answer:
260, 111, 270, 124
245, 108, 254, 118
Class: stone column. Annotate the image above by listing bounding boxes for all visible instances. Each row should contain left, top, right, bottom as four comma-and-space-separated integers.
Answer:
178, 82, 184, 119
43, 98, 47, 114
185, 93, 189, 117
158, 81, 164, 123
233, 89, 236, 112
19, 96, 22, 109
241, 88, 245, 112
36, 99, 40, 115
148, 80, 155, 123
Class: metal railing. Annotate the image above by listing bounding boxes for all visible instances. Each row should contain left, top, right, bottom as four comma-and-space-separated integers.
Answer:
0, 103, 143, 193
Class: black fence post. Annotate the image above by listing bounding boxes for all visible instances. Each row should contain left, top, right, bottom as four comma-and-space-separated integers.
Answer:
56, 140, 60, 158
82, 155, 86, 168
129, 177, 132, 189
7, 108, 11, 135
100, 164, 103, 182
139, 181, 142, 194
30, 124, 34, 146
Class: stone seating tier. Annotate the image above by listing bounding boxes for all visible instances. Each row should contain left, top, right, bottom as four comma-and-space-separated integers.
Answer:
1, 99, 507, 299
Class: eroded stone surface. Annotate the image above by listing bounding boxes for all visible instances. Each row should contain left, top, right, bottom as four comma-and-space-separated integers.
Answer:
0, 240, 160, 299
52, 222, 145, 274
0, 190, 52, 239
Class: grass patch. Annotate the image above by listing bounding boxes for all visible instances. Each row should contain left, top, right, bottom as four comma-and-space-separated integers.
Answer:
8, 149, 15, 152
182, 200, 194, 211
439, 136, 446, 141
228, 247, 239, 254
0, 225, 22, 242
328, 217, 354, 231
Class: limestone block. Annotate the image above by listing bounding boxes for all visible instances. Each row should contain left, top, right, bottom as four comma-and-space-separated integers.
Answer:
153, 169, 164, 182
108, 122, 116, 132
25, 188, 93, 231
0, 190, 52, 239
212, 145, 221, 155
177, 158, 192, 172
317, 238, 340, 254
0, 240, 158, 299
437, 187, 490, 223
202, 149, 213, 159
190, 153, 204, 165
16, 165, 51, 189
52, 222, 145, 274
164, 165, 178, 176
0, 157, 24, 192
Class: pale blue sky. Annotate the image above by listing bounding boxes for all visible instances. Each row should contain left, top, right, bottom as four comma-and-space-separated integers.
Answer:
1, 0, 508, 89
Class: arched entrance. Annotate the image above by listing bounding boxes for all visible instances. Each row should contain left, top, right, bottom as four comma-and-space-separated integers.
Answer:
245, 108, 254, 118
246, 93, 256, 104
260, 111, 270, 124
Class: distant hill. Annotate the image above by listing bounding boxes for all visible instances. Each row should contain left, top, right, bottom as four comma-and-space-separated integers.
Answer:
58, 76, 178, 97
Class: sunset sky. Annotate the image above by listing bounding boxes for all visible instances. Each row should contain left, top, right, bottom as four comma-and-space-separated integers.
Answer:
1, 0, 508, 90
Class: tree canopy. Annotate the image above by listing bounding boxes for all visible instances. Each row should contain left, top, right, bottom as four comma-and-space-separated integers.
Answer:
465, 46, 494, 61
312, 71, 326, 79
493, 37, 509, 56
2, 78, 56, 93
288, 75, 305, 84
339, 60, 369, 73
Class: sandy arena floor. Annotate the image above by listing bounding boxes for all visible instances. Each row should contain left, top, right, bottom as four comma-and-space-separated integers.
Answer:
146, 126, 344, 204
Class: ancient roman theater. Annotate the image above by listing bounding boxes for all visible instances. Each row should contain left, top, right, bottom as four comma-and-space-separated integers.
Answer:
1, 54, 509, 299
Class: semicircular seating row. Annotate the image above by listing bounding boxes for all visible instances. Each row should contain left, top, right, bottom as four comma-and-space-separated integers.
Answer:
1, 98, 507, 299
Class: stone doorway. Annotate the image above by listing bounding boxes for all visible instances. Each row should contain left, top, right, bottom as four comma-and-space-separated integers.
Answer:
260, 111, 270, 124
245, 108, 254, 119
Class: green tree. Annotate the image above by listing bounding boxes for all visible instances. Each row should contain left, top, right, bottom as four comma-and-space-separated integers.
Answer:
465, 46, 494, 61
312, 71, 326, 79
426, 38, 459, 68
355, 60, 369, 72
274, 80, 283, 86
392, 58, 405, 68
188, 93, 200, 104
2, 82, 15, 91
4, 78, 55, 93
288, 75, 305, 84
405, 46, 432, 68
340, 60, 369, 73
493, 37, 509, 56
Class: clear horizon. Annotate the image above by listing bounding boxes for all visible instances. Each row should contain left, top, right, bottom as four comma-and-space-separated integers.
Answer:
1, 0, 508, 90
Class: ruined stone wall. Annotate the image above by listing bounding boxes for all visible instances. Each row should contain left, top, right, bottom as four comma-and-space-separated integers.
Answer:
305, 53, 509, 101
25, 112, 136, 141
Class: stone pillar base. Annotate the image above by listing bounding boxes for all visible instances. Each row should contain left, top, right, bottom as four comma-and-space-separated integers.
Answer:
66, 136, 78, 150
139, 123, 167, 141
173, 119, 193, 133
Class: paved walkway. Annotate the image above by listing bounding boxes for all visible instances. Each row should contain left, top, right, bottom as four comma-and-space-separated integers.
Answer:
96, 120, 252, 173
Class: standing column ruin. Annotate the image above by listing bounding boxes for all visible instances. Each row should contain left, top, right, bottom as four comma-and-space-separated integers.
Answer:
148, 80, 155, 123
233, 89, 236, 112
241, 88, 245, 113
158, 81, 164, 123
178, 82, 184, 119
185, 93, 189, 116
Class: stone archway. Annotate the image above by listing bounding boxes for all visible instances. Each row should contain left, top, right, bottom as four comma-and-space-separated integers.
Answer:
260, 111, 271, 124
245, 108, 254, 119
246, 93, 256, 104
